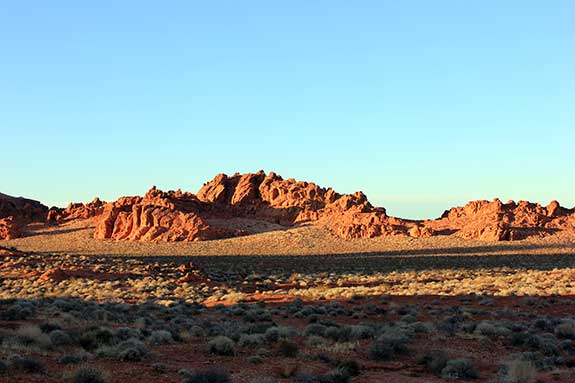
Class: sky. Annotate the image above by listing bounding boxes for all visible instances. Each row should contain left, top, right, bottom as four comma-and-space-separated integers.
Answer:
1, 1, 574, 219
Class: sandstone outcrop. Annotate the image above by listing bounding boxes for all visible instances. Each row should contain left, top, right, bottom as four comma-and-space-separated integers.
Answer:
197, 171, 374, 224
47, 197, 105, 223
5, 172, 575, 242
425, 199, 575, 241
93, 187, 237, 242
196, 171, 417, 238
0, 193, 48, 239
0, 217, 21, 240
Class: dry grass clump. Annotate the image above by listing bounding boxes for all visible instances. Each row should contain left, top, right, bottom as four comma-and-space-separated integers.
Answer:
500, 359, 536, 383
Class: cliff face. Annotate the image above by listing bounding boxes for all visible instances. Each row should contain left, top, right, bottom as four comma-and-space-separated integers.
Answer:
3, 172, 574, 242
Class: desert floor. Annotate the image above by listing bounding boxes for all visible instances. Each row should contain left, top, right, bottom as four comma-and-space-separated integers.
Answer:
1, 221, 575, 382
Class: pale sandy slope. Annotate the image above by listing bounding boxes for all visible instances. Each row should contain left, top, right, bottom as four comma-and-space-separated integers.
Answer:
2, 218, 575, 257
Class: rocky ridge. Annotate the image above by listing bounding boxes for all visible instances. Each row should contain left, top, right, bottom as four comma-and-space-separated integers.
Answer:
1, 171, 574, 242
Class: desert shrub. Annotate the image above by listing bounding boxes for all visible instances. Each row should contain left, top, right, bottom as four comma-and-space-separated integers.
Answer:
118, 347, 144, 362
306, 335, 329, 348
538, 338, 560, 357
277, 339, 299, 357
1, 302, 35, 320
97, 338, 148, 362
368, 333, 409, 361
50, 329, 72, 346
279, 326, 299, 338
325, 326, 351, 342
441, 358, 478, 380
69, 366, 108, 383
334, 359, 361, 376
349, 325, 375, 340
409, 321, 433, 334
244, 308, 272, 323
304, 324, 327, 337
532, 318, 552, 332
439, 315, 465, 335
255, 347, 270, 357
514, 352, 555, 371
59, 352, 89, 365
10, 355, 46, 373
149, 330, 173, 345
500, 359, 536, 383
238, 334, 264, 347
559, 339, 575, 354
115, 327, 141, 341
248, 355, 263, 364
208, 336, 235, 356
417, 349, 448, 375
111, 339, 149, 362
180, 368, 231, 383
40, 322, 62, 333
13, 325, 51, 349
189, 325, 206, 338
554, 320, 575, 339
80, 327, 116, 351
316, 341, 359, 354
264, 327, 280, 343
318, 367, 351, 383
510, 331, 531, 347
475, 321, 511, 338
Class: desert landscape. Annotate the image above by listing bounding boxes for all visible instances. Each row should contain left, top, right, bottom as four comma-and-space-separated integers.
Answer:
1, 171, 575, 383
3, 2, 574, 382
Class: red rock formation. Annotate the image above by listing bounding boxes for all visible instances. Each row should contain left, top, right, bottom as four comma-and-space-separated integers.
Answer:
47, 197, 105, 223
0, 193, 48, 239
197, 171, 376, 224
425, 198, 575, 241
93, 187, 237, 242
9, 171, 574, 243
0, 217, 22, 240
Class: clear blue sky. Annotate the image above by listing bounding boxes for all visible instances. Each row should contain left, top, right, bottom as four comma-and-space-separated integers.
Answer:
1, 1, 574, 219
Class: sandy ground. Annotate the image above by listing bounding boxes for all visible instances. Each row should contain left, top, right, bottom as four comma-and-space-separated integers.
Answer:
3, 219, 575, 257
